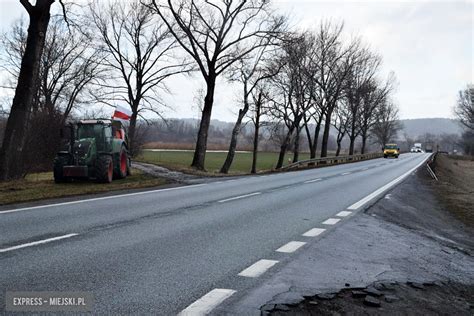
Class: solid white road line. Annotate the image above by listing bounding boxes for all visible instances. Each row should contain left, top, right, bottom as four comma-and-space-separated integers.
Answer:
276, 241, 306, 253
178, 288, 236, 316
304, 178, 322, 184
238, 259, 279, 278
218, 192, 261, 203
0, 183, 208, 215
341, 172, 351, 176
322, 218, 340, 225
347, 155, 429, 210
0, 233, 78, 253
336, 211, 352, 217
302, 228, 326, 237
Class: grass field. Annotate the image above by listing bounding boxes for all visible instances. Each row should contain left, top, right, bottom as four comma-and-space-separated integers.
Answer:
0, 168, 167, 206
137, 150, 312, 174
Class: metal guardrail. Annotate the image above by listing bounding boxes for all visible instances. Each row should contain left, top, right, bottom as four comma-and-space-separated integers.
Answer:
280, 152, 384, 170
426, 152, 439, 181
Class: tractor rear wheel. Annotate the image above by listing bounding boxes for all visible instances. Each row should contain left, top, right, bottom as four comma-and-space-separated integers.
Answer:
53, 155, 70, 183
96, 155, 113, 183
115, 147, 128, 179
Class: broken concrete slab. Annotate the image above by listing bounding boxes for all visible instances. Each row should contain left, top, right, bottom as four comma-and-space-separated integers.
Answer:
363, 296, 381, 307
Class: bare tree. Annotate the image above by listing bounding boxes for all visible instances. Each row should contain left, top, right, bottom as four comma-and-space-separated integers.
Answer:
303, 100, 324, 159
359, 73, 395, 153
332, 101, 349, 156
220, 46, 279, 174
268, 33, 314, 168
38, 19, 101, 120
249, 84, 269, 173
1, 15, 103, 172
371, 101, 402, 150
147, 0, 284, 170
454, 85, 474, 132
0, 0, 68, 180
89, 0, 187, 156
311, 22, 360, 158
342, 47, 381, 155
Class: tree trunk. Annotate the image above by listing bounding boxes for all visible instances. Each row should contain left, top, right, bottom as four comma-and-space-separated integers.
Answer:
220, 106, 248, 174
276, 126, 294, 169
128, 109, 139, 156
191, 74, 216, 170
251, 94, 262, 174
336, 131, 344, 156
320, 109, 333, 158
336, 141, 341, 156
361, 131, 368, 154
293, 126, 300, 163
251, 124, 260, 174
348, 136, 356, 155
0, 3, 52, 180
303, 121, 313, 157
311, 116, 323, 159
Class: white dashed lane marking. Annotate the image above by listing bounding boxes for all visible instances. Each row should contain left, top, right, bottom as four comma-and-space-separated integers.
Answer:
322, 218, 340, 225
218, 192, 261, 203
304, 178, 322, 184
238, 259, 279, 278
302, 228, 326, 237
341, 172, 351, 176
0, 233, 78, 253
276, 241, 306, 253
0, 184, 208, 215
336, 211, 352, 217
178, 288, 236, 315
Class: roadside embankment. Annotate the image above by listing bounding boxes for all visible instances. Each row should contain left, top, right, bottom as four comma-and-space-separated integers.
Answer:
431, 154, 474, 227
0, 168, 167, 206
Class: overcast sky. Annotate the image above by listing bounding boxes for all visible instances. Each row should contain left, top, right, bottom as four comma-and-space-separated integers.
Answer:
0, 0, 472, 122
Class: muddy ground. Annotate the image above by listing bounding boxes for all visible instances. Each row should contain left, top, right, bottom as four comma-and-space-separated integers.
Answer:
271, 281, 474, 316
431, 154, 474, 228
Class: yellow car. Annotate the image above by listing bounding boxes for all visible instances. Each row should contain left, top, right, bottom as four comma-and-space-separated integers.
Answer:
383, 143, 400, 158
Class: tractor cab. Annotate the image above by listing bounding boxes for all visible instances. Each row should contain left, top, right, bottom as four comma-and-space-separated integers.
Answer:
75, 119, 117, 152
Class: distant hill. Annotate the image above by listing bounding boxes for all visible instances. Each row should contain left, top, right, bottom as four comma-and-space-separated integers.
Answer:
399, 118, 462, 138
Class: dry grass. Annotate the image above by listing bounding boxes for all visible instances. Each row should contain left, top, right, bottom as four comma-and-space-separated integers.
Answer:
433, 154, 474, 227
143, 141, 253, 151
136, 150, 314, 174
0, 168, 167, 206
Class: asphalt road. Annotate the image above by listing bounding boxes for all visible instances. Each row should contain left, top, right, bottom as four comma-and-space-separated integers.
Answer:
0, 153, 430, 314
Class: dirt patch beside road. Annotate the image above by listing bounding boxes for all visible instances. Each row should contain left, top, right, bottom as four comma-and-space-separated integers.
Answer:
271, 281, 474, 316
432, 154, 474, 227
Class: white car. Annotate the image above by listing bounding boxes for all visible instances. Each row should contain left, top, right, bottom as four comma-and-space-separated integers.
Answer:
410, 147, 423, 153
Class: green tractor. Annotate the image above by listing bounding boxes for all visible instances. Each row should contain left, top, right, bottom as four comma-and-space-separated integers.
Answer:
53, 119, 131, 183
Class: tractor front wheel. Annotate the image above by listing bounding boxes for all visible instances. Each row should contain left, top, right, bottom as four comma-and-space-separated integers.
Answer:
96, 155, 113, 183
53, 155, 70, 183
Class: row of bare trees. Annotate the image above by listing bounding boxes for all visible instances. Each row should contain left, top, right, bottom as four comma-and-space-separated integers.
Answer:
223, 22, 401, 172
454, 85, 474, 155
0, 0, 401, 179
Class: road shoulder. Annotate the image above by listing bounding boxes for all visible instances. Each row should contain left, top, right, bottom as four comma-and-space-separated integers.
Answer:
217, 166, 474, 315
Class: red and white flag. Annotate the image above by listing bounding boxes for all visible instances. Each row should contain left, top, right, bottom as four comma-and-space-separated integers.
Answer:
112, 105, 132, 121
